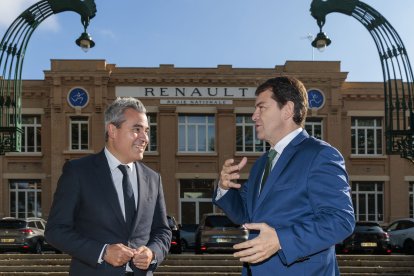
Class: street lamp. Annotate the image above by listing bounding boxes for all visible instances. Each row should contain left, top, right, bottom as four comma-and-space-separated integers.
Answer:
310, 0, 414, 163
0, 0, 97, 154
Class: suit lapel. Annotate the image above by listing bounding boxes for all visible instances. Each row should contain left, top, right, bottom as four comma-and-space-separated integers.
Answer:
248, 156, 266, 216
93, 151, 127, 230
253, 130, 309, 214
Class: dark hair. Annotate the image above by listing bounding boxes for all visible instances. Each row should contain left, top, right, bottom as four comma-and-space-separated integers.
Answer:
255, 76, 308, 126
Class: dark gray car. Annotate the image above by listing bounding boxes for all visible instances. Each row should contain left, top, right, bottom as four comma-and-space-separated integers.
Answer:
195, 213, 248, 254
0, 217, 56, 254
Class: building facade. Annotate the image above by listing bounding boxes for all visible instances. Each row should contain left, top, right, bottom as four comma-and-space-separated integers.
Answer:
0, 59, 413, 225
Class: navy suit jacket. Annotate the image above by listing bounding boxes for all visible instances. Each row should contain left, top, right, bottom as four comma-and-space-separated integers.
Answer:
214, 130, 355, 276
45, 150, 171, 276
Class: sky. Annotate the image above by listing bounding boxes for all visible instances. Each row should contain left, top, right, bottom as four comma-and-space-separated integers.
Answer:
0, 0, 413, 82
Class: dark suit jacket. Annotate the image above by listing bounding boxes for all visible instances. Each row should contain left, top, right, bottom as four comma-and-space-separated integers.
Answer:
45, 150, 171, 276
214, 130, 355, 276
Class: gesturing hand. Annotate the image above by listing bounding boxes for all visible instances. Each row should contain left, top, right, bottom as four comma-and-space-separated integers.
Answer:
219, 157, 248, 190
233, 223, 281, 264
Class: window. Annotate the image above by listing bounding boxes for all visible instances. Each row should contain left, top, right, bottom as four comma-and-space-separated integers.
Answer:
305, 118, 323, 140
410, 182, 414, 218
9, 180, 42, 218
70, 117, 89, 150
352, 181, 383, 222
179, 179, 217, 224
146, 113, 157, 152
178, 115, 215, 152
351, 117, 383, 155
20, 115, 42, 152
236, 115, 269, 152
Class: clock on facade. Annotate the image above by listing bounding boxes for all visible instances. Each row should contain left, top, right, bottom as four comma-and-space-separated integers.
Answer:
67, 87, 89, 108
307, 89, 325, 110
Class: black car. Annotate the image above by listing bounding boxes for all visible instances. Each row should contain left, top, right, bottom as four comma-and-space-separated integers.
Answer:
167, 216, 182, 254
0, 217, 57, 254
195, 213, 248, 254
336, 221, 392, 254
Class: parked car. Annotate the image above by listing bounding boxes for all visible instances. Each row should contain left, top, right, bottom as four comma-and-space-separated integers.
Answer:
167, 215, 182, 254
180, 224, 198, 251
195, 213, 248, 254
336, 221, 391, 254
0, 217, 57, 254
385, 218, 414, 254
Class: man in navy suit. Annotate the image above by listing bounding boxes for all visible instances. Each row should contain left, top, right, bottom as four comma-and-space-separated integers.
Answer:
214, 77, 355, 275
46, 97, 171, 276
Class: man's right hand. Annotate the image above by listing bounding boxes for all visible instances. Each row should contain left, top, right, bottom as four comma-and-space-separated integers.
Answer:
103, 243, 135, 267
219, 157, 248, 190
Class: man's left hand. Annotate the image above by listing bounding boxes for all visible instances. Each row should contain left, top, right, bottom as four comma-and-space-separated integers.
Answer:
132, 246, 154, 270
233, 223, 281, 264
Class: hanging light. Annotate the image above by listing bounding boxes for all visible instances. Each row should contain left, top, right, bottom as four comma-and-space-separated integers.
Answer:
311, 31, 331, 52
76, 32, 95, 52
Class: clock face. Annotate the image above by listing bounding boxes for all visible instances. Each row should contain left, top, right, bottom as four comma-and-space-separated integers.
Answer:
67, 87, 89, 108
307, 89, 325, 110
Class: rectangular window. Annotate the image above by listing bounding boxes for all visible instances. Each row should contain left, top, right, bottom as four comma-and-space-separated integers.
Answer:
179, 179, 216, 224
9, 180, 42, 218
70, 117, 89, 150
352, 181, 384, 222
146, 113, 158, 152
21, 115, 41, 152
236, 115, 269, 152
178, 115, 215, 153
305, 118, 323, 140
410, 182, 414, 218
351, 117, 383, 155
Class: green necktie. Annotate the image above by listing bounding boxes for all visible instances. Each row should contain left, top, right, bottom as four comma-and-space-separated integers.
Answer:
260, 149, 277, 193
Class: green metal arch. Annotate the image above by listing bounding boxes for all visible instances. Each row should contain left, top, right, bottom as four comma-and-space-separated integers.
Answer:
0, 0, 96, 154
310, 0, 414, 162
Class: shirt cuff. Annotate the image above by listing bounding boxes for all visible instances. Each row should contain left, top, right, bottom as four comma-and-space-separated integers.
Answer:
97, 244, 108, 264
215, 184, 229, 200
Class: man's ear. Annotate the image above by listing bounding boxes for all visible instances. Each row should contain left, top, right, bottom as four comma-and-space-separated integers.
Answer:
107, 123, 117, 139
283, 101, 295, 120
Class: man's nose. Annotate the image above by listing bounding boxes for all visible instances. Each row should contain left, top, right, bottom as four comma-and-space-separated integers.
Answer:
252, 110, 258, 121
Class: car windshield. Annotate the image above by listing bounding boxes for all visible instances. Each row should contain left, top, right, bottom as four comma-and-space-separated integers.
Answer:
204, 216, 239, 228
0, 220, 26, 229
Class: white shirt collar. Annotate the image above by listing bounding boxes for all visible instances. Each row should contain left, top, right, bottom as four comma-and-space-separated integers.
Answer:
273, 128, 302, 154
104, 147, 134, 172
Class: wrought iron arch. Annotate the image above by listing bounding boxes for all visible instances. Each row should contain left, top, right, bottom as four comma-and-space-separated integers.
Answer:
310, 0, 414, 163
0, 0, 96, 154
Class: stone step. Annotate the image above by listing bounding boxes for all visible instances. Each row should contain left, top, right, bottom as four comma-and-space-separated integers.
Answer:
0, 254, 413, 276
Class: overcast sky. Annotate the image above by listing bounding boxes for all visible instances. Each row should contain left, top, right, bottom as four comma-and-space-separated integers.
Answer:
1, 0, 413, 82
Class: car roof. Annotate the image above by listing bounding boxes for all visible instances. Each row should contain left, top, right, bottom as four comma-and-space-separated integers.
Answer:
389, 218, 414, 224
355, 221, 381, 227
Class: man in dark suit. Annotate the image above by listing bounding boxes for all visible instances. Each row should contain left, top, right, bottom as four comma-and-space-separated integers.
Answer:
45, 97, 171, 276
214, 77, 355, 275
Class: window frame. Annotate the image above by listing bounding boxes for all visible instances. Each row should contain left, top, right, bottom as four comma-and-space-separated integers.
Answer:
178, 114, 215, 153
69, 116, 89, 151
351, 117, 383, 155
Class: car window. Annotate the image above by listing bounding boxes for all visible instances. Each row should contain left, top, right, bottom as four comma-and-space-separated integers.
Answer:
387, 222, 399, 232
398, 221, 414, 230
28, 221, 37, 228
204, 216, 239, 228
355, 224, 382, 232
37, 221, 45, 230
0, 220, 26, 229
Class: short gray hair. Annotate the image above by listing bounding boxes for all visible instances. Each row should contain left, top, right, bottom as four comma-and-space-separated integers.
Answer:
104, 97, 147, 141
